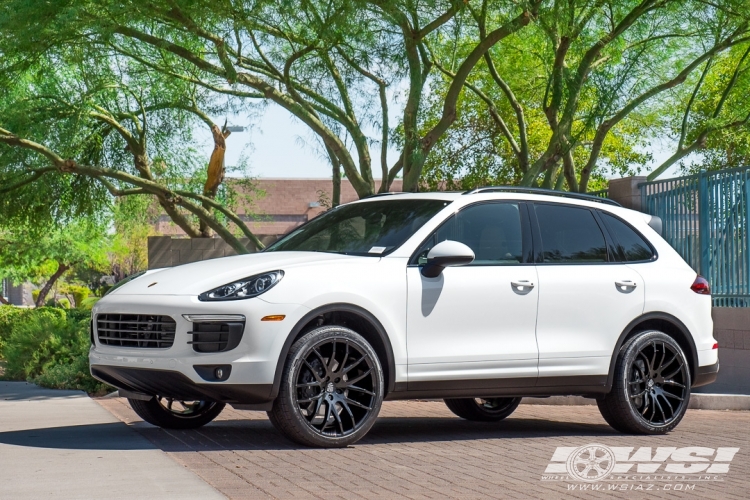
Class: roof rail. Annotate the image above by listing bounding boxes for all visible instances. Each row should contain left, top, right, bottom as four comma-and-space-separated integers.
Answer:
462, 186, 621, 207
363, 192, 408, 199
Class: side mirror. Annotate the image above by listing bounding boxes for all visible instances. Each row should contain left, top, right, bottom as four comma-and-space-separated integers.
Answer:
421, 240, 475, 278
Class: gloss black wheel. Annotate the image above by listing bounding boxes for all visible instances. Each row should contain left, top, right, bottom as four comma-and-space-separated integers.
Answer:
444, 397, 521, 422
268, 325, 384, 447
597, 330, 690, 434
128, 397, 224, 429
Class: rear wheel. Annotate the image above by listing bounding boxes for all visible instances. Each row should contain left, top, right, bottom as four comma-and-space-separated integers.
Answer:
128, 397, 224, 429
444, 397, 521, 422
597, 330, 690, 434
268, 325, 384, 448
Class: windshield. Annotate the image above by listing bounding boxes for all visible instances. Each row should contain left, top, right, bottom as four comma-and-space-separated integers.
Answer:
265, 199, 449, 256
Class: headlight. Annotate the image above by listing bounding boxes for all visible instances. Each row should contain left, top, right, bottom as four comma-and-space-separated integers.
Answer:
198, 270, 284, 301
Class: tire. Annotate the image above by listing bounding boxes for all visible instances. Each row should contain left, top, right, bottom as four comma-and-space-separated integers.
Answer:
444, 397, 522, 422
128, 397, 225, 430
268, 325, 384, 448
597, 330, 691, 434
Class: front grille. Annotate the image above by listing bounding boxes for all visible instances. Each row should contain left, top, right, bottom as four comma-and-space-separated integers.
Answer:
188, 321, 244, 353
96, 314, 176, 348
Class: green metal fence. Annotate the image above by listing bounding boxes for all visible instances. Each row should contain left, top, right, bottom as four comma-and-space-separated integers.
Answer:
639, 167, 750, 307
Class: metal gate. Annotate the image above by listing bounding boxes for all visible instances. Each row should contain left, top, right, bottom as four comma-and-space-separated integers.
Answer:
640, 167, 750, 307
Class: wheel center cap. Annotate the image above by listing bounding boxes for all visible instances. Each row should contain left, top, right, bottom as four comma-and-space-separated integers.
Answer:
326, 382, 335, 393
647, 379, 654, 388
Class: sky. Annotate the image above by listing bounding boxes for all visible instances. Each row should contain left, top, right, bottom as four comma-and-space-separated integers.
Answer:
201, 104, 683, 182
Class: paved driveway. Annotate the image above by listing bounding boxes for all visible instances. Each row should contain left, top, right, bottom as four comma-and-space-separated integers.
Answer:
0, 382, 223, 500
99, 397, 750, 500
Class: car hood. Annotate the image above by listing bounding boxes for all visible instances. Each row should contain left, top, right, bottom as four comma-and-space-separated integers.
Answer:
109, 251, 368, 296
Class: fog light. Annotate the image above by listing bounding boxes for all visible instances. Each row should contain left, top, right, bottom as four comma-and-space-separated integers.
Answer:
215, 368, 224, 379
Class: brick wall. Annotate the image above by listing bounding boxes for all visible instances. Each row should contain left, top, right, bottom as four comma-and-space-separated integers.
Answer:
147, 235, 280, 269
155, 178, 403, 237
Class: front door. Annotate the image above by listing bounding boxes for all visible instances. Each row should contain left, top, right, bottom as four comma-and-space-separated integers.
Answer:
406, 202, 539, 389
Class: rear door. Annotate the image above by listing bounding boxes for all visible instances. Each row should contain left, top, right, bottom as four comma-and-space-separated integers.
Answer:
531, 203, 645, 387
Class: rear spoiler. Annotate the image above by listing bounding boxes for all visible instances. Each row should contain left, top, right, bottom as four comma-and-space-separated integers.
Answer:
646, 215, 663, 236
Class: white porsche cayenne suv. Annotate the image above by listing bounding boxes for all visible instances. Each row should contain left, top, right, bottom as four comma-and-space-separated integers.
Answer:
90, 188, 719, 447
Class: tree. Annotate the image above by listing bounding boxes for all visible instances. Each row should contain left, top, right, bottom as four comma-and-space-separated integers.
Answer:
422, 0, 750, 191
655, 41, 750, 176
0, 221, 110, 307
0, 39, 265, 253
0, 0, 544, 203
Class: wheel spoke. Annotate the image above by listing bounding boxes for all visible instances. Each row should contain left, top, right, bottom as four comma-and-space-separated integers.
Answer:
328, 340, 338, 372
345, 397, 372, 411
654, 395, 667, 423
311, 348, 328, 373
662, 379, 685, 388
662, 391, 684, 401
341, 342, 350, 371
347, 367, 373, 385
332, 403, 345, 435
630, 388, 647, 398
302, 359, 324, 383
348, 385, 375, 396
342, 356, 366, 374
663, 363, 684, 380
320, 400, 334, 431
296, 381, 321, 388
658, 393, 674, 415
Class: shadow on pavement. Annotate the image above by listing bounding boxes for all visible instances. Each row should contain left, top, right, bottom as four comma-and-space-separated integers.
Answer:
0, 422, 154, 450
0, 416, 615, 451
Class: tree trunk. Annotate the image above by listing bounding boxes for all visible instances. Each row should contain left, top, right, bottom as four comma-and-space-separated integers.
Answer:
0, 295, 9, 305
35, 262, 70, 308
200, 123, 230, 237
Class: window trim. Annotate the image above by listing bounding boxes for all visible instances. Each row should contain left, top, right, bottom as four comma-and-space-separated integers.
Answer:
597, 210, 658, 264
407, 200, 534, 267
529, 201, 614, 266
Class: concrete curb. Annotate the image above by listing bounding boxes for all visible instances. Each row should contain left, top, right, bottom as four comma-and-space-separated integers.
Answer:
522, 393, 750, 410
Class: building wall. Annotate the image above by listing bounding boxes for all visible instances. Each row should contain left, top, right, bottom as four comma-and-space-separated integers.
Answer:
155, 178, 403, 237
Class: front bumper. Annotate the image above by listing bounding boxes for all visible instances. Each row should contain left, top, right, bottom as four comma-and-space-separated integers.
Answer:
89, 294, 310, 399
91, 365, 273, 404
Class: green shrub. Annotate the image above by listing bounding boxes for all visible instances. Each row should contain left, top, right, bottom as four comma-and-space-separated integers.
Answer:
78, 297, 99, 310
0, 306, 29, 341
68, 285, 91, 308
31, 290, 40, 302
67, 308, 92, 322
0, 308, 110, 394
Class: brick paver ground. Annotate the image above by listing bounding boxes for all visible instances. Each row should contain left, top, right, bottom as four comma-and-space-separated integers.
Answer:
97, 397, 750, 499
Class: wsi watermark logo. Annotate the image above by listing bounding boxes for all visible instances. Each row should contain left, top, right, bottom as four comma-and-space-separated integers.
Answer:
541, 443, 739, 491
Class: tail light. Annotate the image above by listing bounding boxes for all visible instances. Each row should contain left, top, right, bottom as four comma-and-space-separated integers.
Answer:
691, 275, 711, 295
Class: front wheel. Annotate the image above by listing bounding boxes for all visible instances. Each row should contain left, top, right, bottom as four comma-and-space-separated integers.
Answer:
597, 330, 691, 434
128, 397, 225, 429
444, 397, 522, 422
268, 325, 384, 448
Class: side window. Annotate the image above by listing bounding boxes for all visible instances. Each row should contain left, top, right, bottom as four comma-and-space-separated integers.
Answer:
412, 203, 524, 266
601, 213, 654, 262
535, 204, 607, 263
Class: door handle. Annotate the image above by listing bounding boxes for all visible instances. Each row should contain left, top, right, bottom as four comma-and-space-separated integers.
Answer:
511, 280, 535, 290
615, 280, 637, 292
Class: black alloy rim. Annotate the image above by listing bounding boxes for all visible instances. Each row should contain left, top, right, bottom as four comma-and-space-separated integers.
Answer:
156, 396, 214, 417
627, 340, 688, 426
474, 398, 517, 414
294, 338, 378, 437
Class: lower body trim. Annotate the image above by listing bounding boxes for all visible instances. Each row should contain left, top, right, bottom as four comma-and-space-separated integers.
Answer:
91, 365, 273, 404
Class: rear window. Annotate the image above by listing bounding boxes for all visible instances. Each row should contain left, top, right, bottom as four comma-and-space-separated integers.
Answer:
535, 204, 607, 263
601, 213, 654, 262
